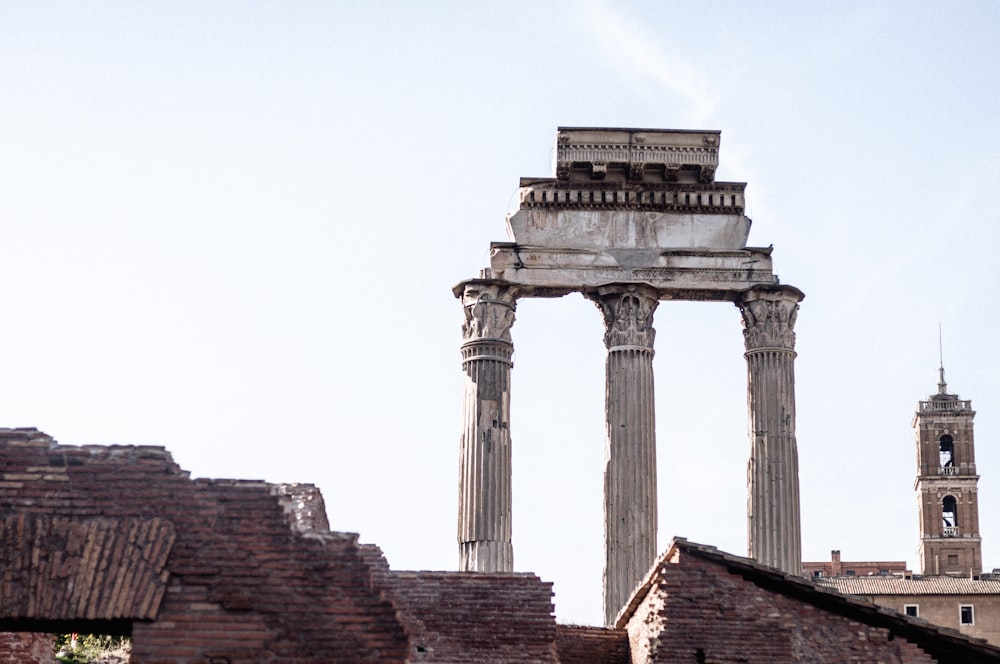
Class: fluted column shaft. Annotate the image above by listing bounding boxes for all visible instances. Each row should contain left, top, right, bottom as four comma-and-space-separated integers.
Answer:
738, 285, 804, 575
590, 285, 659, 626
458, 282, 518, 572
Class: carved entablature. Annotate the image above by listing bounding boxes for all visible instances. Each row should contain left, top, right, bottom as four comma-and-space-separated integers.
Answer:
517, 180, 746, 215
555, 127, 720, 184
738, 286, 804, 353
458, 127, 794, 305
460, 282, 517, 343
590, 286, 659, 351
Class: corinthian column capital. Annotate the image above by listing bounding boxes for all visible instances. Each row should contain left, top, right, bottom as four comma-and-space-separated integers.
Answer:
460, 282, 518, 343
737, 285, 805, 353
589, 285, 660, 351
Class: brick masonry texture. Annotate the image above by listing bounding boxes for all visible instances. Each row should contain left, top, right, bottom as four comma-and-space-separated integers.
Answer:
0, 632, 55, 663
626, 556, 934, 663
4, 428, 1000, 662
555, 625, 630, 664
0, 429, 408, 663
620, 540, 1000, 663
0, 429, 566, 664
2, 515, 174, 621
388, 572, 558, 663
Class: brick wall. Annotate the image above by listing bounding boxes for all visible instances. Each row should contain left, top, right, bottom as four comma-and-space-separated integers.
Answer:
554, 625, 629, 664
387, 572, 557, 663
8, 426, 993, 662
0, 428, 571, 663
0, 633, 56, 664
625, 551, 940, 664
0, 429, 408, 663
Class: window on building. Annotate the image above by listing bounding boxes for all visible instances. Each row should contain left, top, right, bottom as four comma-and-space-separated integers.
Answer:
811, 570, 823, 578
904, 604, 919, 617
846, 570, 855, 576
960, 604, 974, 625
940, 435, 955, 467
942, 495, 958, 534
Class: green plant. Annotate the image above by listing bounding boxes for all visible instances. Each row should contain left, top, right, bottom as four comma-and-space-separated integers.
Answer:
54, 634, 131, 663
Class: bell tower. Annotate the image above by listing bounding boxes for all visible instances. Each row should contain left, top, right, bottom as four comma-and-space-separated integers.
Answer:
914, 365, 982, 576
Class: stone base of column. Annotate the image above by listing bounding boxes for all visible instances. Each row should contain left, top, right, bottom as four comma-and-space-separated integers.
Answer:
459, 541, 514, 572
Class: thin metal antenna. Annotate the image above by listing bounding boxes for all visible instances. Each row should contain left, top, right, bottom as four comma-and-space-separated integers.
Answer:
937, 323, 948, 395
939, 323, 944, 370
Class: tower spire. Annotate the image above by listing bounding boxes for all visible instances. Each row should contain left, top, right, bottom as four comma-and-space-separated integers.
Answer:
937, 324, 948, 395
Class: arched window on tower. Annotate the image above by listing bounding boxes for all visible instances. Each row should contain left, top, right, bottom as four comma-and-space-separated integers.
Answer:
942, 495, 959, 536
940, 435, 955, 475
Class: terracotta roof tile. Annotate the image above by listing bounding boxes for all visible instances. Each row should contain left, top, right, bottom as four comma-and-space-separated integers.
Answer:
816, 575, 1000, 595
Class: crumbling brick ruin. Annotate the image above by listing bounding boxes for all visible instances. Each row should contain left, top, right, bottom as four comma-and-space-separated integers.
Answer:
3, 427, 1000, 662
0, 429, 563, 663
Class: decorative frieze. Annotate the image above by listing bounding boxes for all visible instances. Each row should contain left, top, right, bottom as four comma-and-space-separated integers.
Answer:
518, 182, 745, 213
554, 127, 720, 183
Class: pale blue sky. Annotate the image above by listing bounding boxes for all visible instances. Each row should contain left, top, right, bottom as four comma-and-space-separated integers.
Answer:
2, 2, 999, 625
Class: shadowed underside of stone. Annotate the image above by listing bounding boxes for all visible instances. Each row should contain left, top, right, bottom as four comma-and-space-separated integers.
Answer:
0, 515, 175, 622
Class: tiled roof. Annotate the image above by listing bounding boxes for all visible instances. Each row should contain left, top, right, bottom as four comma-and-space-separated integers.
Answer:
816, 575, 1000, 596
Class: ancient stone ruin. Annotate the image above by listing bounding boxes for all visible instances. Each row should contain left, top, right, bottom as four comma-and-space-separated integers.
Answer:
0, 429, 560, 663
455, 127, 805, 625
5, 126, 1000, 662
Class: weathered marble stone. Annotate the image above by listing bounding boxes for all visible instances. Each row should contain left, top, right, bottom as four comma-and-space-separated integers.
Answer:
738, 285, 804, 575
455, 127, 805, 624
487, 244, 778, 300
506, 209, 751, 251
552, 127, 720, 183
588, 284, 659, 627
457, 281, 518, 572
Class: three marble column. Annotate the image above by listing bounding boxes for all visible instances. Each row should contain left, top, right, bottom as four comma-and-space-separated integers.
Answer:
456, 280, 804, 620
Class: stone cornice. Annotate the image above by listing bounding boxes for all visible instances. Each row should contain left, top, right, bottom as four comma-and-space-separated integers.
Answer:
480, 245, 781, 301
915, 478, 981, 490
517, 179, 746, 214
554, 127, 720, 183
921, 535, 982, 542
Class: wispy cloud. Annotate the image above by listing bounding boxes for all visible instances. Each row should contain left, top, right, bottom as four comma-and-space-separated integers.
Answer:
577, 1, 762, 222
580, 0, 720, 125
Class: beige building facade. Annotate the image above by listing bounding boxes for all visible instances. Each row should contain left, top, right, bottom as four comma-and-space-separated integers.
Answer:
817, 575, 1000, 646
